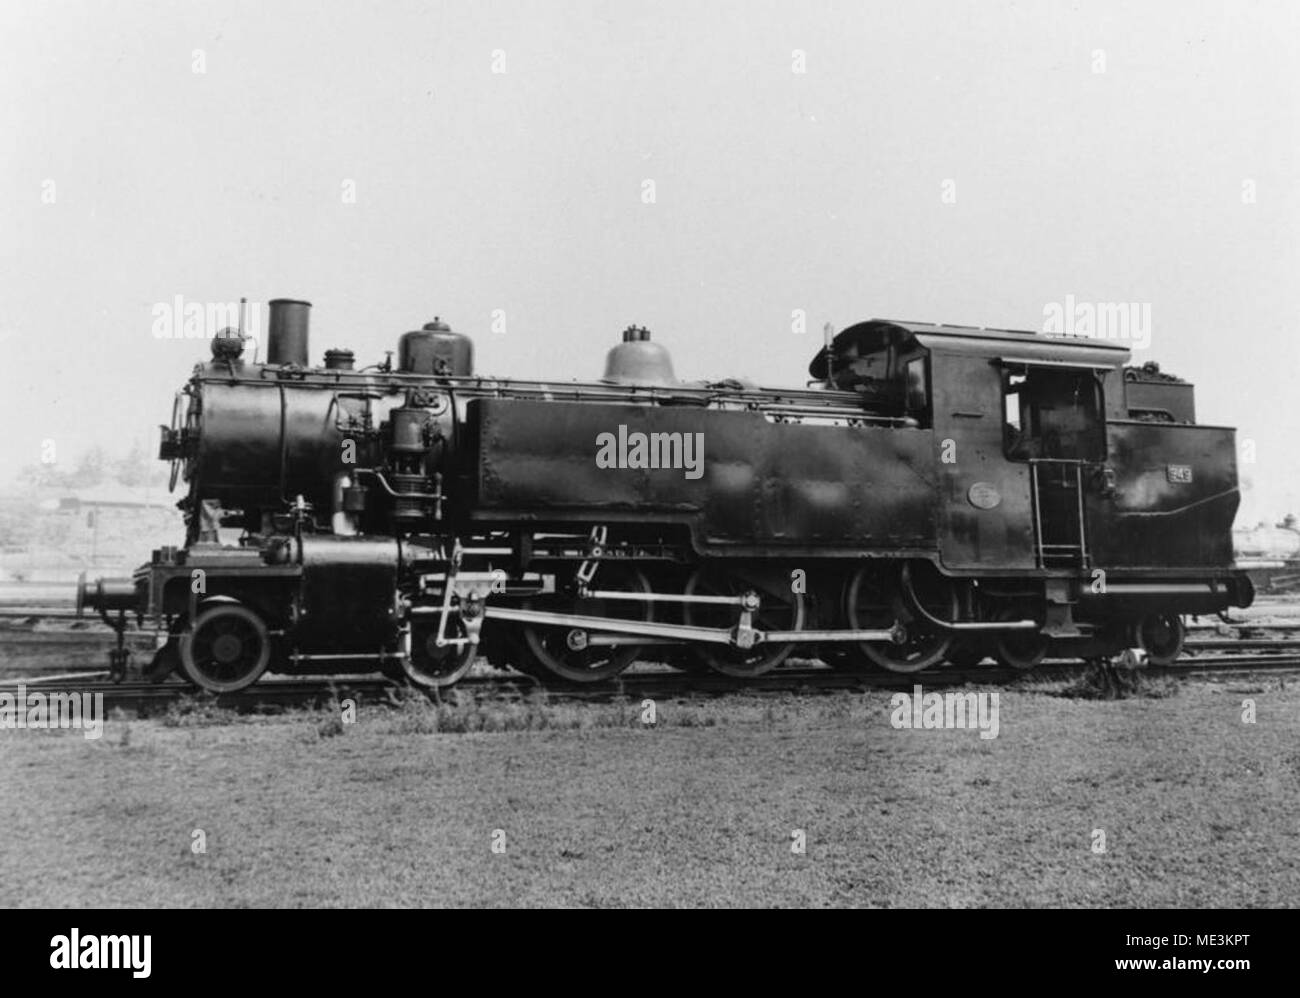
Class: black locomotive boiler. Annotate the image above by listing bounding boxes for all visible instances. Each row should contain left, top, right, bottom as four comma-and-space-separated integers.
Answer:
81, 299, 1253, 691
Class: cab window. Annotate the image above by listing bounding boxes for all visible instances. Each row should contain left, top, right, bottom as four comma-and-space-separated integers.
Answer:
1003, 366, 1104, 461
901, 355, 930, 427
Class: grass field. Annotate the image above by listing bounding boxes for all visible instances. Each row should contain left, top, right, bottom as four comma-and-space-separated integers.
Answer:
2, 678, 1298, 907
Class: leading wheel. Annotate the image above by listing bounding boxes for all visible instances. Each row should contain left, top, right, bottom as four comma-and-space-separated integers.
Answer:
179, 602, 271, 693
403, 618, 477, 689
844, 562, 955, 673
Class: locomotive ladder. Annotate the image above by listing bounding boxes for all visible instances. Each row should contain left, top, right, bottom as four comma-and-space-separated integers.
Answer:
1029, 459, 1089, 569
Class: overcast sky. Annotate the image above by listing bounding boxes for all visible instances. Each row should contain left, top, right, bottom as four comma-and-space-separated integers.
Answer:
1, 0, 1296, 524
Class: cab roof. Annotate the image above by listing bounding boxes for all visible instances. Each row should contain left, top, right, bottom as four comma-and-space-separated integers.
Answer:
808, 318, 1132, 378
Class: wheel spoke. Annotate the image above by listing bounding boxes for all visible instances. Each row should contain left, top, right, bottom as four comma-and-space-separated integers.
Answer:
180, 603, 271, 693
403, 618, 476, 688
683, 566, 804, 677
522, 566, 651, 683
845, 563, 954, 673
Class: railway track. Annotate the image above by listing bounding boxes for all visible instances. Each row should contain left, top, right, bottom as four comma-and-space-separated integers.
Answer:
3, 652, 1298, 713
9, 603, 1300, 646
5, 600, 1300, 711
0, 606, 85, 621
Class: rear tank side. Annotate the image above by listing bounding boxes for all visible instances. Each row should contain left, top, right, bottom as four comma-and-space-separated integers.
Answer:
1087, 420, 1239, 569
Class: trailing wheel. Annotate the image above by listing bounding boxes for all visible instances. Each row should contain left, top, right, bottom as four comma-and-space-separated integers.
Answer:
682, 565, 805, 677
844, 562, 955, 673
522, 565, 652, 683
179, 602, 272, 693
994, 606, 1049, 671
1131, 613, 1185, 666
994, 629, 1049, 671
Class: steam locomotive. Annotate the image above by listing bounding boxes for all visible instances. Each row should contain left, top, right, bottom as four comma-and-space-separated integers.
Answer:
80, 298, 1253, 691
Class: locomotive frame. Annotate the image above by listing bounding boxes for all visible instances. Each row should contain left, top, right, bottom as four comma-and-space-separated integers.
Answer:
80, 301, 1253, 690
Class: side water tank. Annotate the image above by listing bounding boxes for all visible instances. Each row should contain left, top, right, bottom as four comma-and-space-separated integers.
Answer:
602, 326, 676, 386
398, 317, 474, 377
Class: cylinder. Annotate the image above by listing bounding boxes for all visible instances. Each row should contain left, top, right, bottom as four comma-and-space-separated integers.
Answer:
324, 348, 354, 371
267, 299, 312, 367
